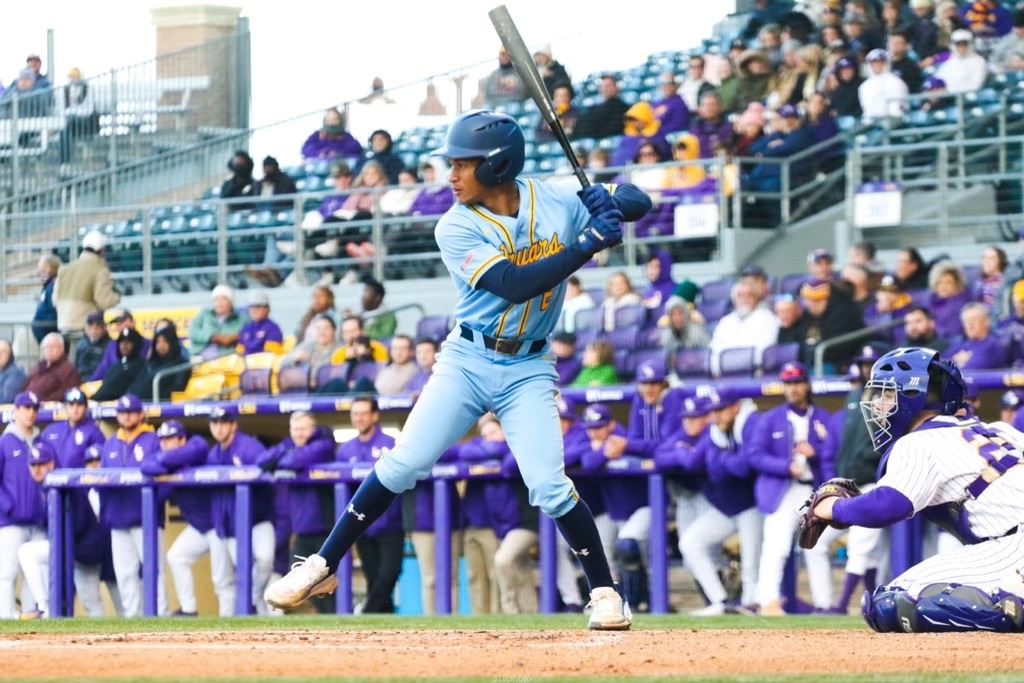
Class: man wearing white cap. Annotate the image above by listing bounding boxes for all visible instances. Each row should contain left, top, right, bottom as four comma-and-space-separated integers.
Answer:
188, 285, 249, 359
858, 49, 910, 120
936, 29, 989, 93
53, 231, 120, 335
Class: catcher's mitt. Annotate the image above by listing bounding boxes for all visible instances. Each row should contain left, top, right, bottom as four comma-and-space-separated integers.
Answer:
797, 478, 861, 549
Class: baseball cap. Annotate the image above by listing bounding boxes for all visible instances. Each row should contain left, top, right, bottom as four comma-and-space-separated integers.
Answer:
209, 406, 238, 422
779, 361, 809, 383
866, 48, 889, 63
878, 274, 900, 292
951, 29, 973, 44
807, 248, 833, 263
777, 104, 800, 119
853, 345, 883, 364
248, 290, 270, 307
84, 444, 102, 464
82, 231, 107, 252
14, 392, 40, 409
64, 387, 88, 405
109, 308, 133, 324
800, 277, 831, 301
30, 442, 55, 466
85, 311, 105, 326
1001, 390, 1023, 410
582, 403, 612, 429
835, 57, 856, 71
740, 264, 767, 279
157, 420, 186, 439
680, 395, 711, 418
116, 394, 143, 413
556, 396, 576, 420
211, 284, 234, 302
707, 387, 738, 411
635, 361, 667, 384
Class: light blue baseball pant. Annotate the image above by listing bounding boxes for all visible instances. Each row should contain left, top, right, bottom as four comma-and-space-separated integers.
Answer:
374, 330, 577, 519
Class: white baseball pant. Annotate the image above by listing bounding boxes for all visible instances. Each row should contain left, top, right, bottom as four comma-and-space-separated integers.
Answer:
111, 527, 168, 618
758, 481, 833, 609
166, 525, 210, 614
680, 506, 763, 606
14, 541, 106, 617
0, 525, 45, 619
206, 521, 276, 616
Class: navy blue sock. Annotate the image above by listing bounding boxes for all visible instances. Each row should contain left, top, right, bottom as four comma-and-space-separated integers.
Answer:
318, 471, 398, 574
554, 499, 614, 590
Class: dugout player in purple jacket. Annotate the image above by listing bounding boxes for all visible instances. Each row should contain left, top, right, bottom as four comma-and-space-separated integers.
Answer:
140, 420, 210, 616
625, 362, 684, 458
337, 397, 404, 613
677, 389, 763, 614
40, 388, 104, 468
579, 404, 651, 610
99, 394, 167, 617
205, 406, 274, 616
0, 392, 47, 619
257, 411, 335, 612
748, 362, 837, 614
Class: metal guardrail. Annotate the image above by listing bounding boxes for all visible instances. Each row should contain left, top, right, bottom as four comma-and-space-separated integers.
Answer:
813, 320, 901, 378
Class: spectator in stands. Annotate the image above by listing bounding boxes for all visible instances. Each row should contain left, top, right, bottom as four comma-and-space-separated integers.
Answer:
888, 32, 924, 94
406, 338, 437, 394
75, 312, 108, 380
301, 107, 363, 160
839, 264, 875, 313
909, 0, 942, 61
23, 54, 49, 90
91, 328, 145, 402
732, 104, 766, 157
936, 29, 989, 93
935, 0, 968, 53
256, 411, 336, 613
859, 49, 909, 121
354, 278, 395, 341
741, 105, 815, 216
989, 9, 1024, 72
484, 47, 528, 106
334, 315, 389, 364
22, 333, 79, 402
602, 271, 642, 332
0, 68, 48, 118
280, 315, 341, 386
313, 160, 389, 260
409, 160, 454, 216
533, 45, 571, 96
379, 168, 421, 216
31, 254, 60, 344
975, 246, 1007, 308
641, 251, 676, 317
629, 142, 671, 200
806, 248, 837, 288
374, 335, 418, 397
843, 13, 884, 60
715, 60, 741, 114
865, 275, 913, 341
586, 148, 616, 184
317, 162, 356, 222
189, 285, 248, 360
904, 305, 947, 351
54, 230, 120, 337
927, 261, 972, 340
664, 133, 709, 189
759, 24, 785, 67
826, 57, 864, 119
296, 284, 335, 342
960, 0, 1013, 45
128, 323, 190, 402
254, 156, 297, 207
238, 291, 284, 355
574, 74, 630, 141
770, 44, 823, 109
0, 340, 24, 404
550, 333, 581, 386
535, 84, 580, 142
651, 73, 689, 134
357, 130, 404, 184
893, 247, 930, 291
774, 294, 804, 345
680, 55, 715, 112
562, 276, 595, 334
612, 102, 670, 168
735, 50, 773, 112
220, 151, 256, 203
881, 0, 911, 38
661, 296, 710, 356
847, 240, 882, 273
795, 278, 866, 370
740, 264, 770, 301
570, 340, 619, 388
805, 92, 843, 169
323, 335, 379, 394
709, 280, 779, 373
58, 67, 98, 166
998, 279, 1024, 352
89, 310, 150, 381
690, 92, 734, 159
946, 303, 1007, 370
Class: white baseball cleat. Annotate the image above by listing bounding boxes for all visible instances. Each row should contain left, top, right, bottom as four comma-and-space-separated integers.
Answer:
264, 554, 338, 611
691, 602, 726, 617
587, 586, 632, 630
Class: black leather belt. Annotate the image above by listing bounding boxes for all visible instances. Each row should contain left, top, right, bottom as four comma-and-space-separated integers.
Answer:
460, 325, 546, 355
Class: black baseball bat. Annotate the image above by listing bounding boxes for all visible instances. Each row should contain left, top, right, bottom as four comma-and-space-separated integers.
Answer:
488, 5, 590, 189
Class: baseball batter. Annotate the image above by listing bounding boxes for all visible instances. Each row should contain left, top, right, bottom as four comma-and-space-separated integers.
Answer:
266, 109, 651, 629
806, 347, 1024, 632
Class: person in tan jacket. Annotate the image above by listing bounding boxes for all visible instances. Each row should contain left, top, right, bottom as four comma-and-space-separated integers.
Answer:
54, 231, 120, 333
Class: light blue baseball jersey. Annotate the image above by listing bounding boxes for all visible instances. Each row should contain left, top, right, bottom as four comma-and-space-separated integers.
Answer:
435, 177, 593, 340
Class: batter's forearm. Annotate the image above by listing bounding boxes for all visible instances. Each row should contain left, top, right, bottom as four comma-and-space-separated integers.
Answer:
831, 485, 914, 528
476, 245, 591, 304
610, 183, 653, 222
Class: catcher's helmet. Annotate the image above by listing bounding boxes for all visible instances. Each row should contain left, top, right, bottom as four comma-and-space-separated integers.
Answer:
860, 347, 967, 453
432, 109, 525, 186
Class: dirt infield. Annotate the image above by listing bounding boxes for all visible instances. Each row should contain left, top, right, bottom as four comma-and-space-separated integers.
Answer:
0, 628, 1018, 679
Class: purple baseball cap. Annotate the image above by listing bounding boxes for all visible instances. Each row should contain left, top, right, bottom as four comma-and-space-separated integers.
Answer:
556, 396, 576, 420
780, 361, 809, 384
853, 345, 883, 364
14, 391, 40, 409
116, 394, 143, 413
84, 444, 102, 463
680, 395, 712, 418
707, 387, 738, 411
209, 406, 238, 422
156, 420, 186, 439
582, 403, 612, 429
635, 361, 667, 384
777, 104, 800, 119
1001, 390, 1023, 410
30, 441, 55, 465
835, 57, 855, 71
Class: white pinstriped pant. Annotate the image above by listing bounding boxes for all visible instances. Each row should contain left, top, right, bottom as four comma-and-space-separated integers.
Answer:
889, 531, 1024, 599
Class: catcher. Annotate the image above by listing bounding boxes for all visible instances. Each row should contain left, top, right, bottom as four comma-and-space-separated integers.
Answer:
799, 347, 1024, 632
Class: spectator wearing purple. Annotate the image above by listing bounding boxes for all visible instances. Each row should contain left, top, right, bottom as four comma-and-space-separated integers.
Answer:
863, 275, 914, 344
975, 246, 1007, 308
573, 74, 630, 142
651, 73, 690, 134
550, 333, 581, 387
535, 84, 580, 143
735, 50, 773, 112
611, 101, 670, 168
689, 92, 733, 158
805, 92, 843, 170
238, 291, 283, 355
960, 0, 1013, 46
409, 160, 454, 217
926, 260, 972, 340
908, 0, 941, 61
826, 57, 863, 118
300, 108, 363, 161
742, 105, 815, 196
935, 29, 989, 93
888, 32, 925, 93
641, 250, 675, 317
946, 303, 1007, 370
405, 337, 437, 395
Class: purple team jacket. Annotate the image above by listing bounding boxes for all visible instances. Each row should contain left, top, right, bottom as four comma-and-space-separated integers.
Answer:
458, 437, 531, 539
580, 425, 649, 521
652, 426, 706, 493
141, 435, 212, 533
99, 428, 161, 530
336, 427, 403, 538
652, 94, 690, 134
207, 431, 272, 538
563, 421, 607, 517
41, 418, 104, 468
239, 319, 284, 355
256, 427, 335, 535
300, 131, 363, 160
0, 427, 42, 527
625, 389, 685, 457
409, 187, 454, 217
681, 412, 760, 517
747, 404, 836, 514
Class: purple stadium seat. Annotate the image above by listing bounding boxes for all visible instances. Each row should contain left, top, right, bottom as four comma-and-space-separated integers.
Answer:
574, 307, 604, 332
416, 315, 450, 341
697, 298, 731, 324
779, 273, 806, 296
586, 287, 606, 307
908, 289, 929, 307
278, 365, 311, 394
630, 349, 668, 378
700, 278, 733, 303
674, 348, 712, 379
613, 349, 632, 380
637, 326, 663, 350
349, 362, 383, 385
717, 346, 757, 378
613, 305, 647, 330
603, 326, 640, 351
315, 364, 350, 389
240, 368, 271, 395
574, 328, 599, 349
761, 342, 800, 373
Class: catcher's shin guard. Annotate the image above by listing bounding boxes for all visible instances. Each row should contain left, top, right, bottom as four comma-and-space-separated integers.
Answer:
864, 583, 1024, 633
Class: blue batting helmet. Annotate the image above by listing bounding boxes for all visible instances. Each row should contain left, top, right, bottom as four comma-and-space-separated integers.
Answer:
860, 347, 967, 453
433, 109, 525, 186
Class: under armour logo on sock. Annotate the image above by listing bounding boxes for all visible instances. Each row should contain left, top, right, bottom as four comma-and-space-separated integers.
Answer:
573, 547, 590, 557
347, 503, 366, 521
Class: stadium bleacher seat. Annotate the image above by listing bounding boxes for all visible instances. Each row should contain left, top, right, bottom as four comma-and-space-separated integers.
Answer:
603, 326, 639, 351
675, 348, 711, 379
574, 308, 604, 333
613, 305, 647, 330
240, 368, 272, 395
416, 314, 450, 342
761, 342, 800, 374
717, 346, 757, 378
278, 365, 311, 394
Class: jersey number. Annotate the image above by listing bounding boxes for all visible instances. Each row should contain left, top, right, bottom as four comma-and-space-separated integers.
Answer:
540, 289, 554, 311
